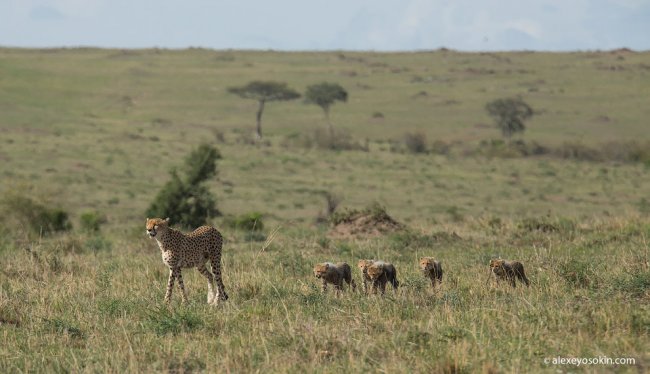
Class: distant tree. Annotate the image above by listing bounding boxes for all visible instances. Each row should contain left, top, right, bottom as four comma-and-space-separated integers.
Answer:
485, 97, 534, 138
228, 81, 300, 139
146, 144, 221, 228
305, 82, 348, 136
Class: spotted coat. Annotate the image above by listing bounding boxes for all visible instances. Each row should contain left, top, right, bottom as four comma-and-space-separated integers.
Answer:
146, 217, 228, 304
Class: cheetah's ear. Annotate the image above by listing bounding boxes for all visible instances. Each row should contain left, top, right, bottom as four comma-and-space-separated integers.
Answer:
164, 217, 170, 223
146, 217, 149, 222
325, 263, 330, 269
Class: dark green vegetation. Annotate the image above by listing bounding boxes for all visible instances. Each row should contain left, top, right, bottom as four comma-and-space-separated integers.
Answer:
146, 143, 221, 228
0, 48, 649, 372
305, 82, 348, 135
485, 97, 534, 138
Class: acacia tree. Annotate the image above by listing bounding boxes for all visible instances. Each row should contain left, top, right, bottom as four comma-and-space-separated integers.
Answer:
485, 97, 534, 139
305, 82, 348, 136
146, 144, 221, 228
228, 81, 300, 138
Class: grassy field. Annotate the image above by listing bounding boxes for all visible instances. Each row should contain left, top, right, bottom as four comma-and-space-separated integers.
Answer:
0, 48, 649, 373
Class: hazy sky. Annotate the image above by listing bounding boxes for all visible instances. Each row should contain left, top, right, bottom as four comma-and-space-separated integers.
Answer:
1, 0, 649, 51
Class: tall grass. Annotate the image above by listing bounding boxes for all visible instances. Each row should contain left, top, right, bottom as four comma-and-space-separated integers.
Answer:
1, 48, 649, 372
0, 219, 647, 372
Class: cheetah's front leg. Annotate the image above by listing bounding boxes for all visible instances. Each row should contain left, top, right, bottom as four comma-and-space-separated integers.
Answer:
165, 268, 175, 303
174, 268, 189, 303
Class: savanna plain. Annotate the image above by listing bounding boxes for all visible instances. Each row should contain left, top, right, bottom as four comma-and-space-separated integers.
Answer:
0, 48, 649, 373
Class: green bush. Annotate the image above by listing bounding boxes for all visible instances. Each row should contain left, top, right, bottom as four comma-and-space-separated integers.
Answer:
485, 97, 533, 138
403, 131, 428, 154
146, 144, 221, 228
80, 211, 107, 232
2, 194, 72, 235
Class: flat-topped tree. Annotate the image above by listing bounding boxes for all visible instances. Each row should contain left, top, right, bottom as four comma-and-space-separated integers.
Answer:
228, 81, 300, 139
305, 82, 348, 137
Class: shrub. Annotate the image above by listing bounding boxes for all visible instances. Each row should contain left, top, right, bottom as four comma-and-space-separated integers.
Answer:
403, 132, 428, 154
2, 194, 72, 235
146, 144, 221, 228
80, 211, 107, 232
485, 97, 533, 138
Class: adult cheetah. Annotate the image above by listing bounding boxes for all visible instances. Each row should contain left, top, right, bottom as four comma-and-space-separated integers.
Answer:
146, 217, 228, 304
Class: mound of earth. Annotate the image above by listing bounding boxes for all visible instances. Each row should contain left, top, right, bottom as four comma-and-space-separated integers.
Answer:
328, 205, 404, 238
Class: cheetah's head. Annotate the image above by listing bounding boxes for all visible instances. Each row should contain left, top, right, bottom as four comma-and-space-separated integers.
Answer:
419, 257, 437, 272
357, 259, 374, 273
146, 217, 170, 238
489, 259, 505, 271
366, 263, 385, 281
313, 263, 330, 278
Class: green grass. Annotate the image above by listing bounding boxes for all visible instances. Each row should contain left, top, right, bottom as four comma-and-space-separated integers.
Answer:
0, 48, 649, 372
1, 222, 648, 372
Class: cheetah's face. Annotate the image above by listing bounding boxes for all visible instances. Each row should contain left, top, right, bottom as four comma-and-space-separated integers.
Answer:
366, 264, 384, 280
489, 259, 505, 272
419, 258, 435, 272
357, 259, 373, 273
314, 263, 329, 278
146, 217, 170, 238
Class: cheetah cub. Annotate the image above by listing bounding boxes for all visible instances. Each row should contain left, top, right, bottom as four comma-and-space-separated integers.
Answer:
419, 257, 443, 289
489, 259, 530, 288
357, 259, 376, 295
313, 262, 356, 294
362, 260, 399, 295
146, 217, 228, 305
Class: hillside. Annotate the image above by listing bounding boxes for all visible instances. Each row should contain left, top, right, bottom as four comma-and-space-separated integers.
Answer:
0, 48, 648, 373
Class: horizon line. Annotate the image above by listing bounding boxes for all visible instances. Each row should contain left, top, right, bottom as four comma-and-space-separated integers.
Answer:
0, 45, 646, 54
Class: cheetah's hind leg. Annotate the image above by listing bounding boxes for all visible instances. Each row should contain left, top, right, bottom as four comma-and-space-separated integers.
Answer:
197, 265, 216, 304
210, 260, 228, 303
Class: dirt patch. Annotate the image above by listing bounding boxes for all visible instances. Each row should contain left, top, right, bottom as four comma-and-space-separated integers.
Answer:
328, 204, 404, 238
